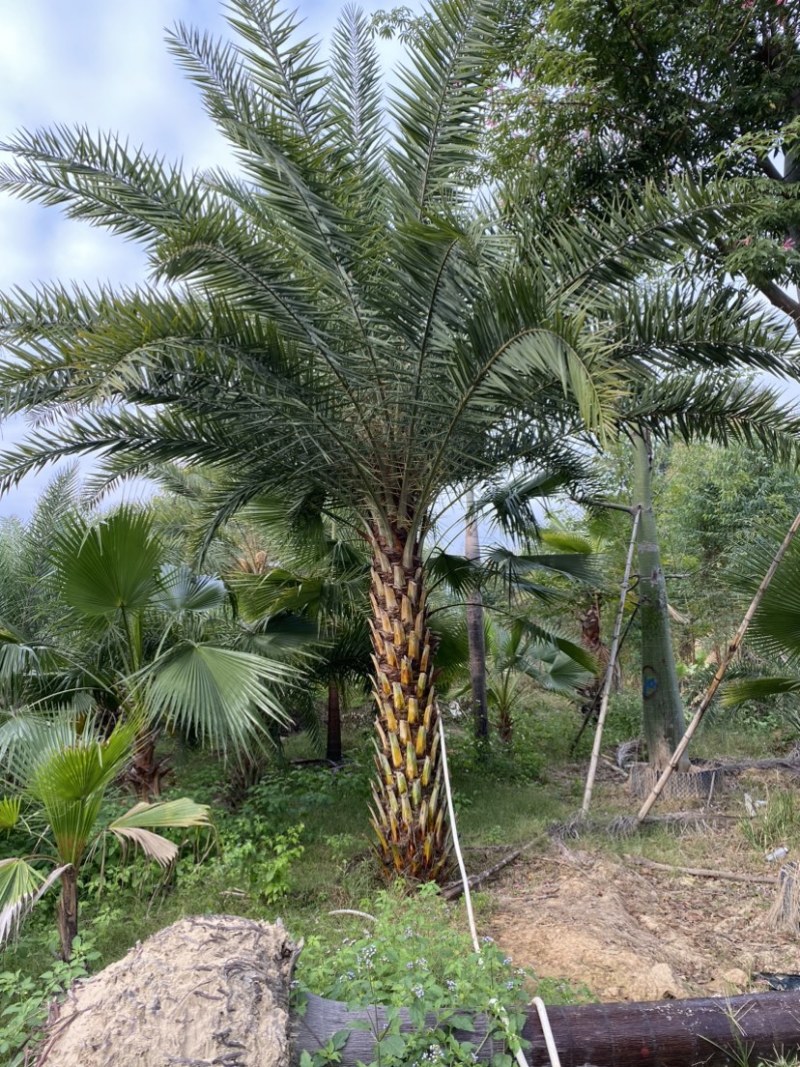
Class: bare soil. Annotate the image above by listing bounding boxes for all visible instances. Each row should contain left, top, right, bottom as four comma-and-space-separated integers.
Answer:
483, 765, 800, 1002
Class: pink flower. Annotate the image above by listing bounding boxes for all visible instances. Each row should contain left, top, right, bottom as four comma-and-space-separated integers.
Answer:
783, 237, 796, 250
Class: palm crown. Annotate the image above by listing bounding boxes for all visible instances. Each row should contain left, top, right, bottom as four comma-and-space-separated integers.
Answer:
1, 0, 800, 876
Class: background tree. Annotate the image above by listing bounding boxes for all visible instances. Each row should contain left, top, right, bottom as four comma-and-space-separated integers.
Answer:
482, 0, 800, 328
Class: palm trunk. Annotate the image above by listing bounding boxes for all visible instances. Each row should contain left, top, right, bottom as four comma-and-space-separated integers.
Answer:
368, 528, 450, 881
465, 492, 489, 740
326, 681, 343, 763
129, 730, 166, 801
58, 866, 79, 961
633, 431, 689, 772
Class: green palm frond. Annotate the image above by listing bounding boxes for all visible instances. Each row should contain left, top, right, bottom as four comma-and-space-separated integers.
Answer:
0, 796, 21, 830
141, 643, 293, 751
54, 508, 162, 619
27, 721, 136, 805
156, 565, 228, 614
722, 676, 800, 707
108, 798, 211, 867
388, 0, 495, 211
625, 373, 800, 463
0, 859, 66, 945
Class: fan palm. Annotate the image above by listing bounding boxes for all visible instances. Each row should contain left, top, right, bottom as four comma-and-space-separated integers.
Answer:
0, 505, 293, 797
481, 619, 593, 743
723, 539, 800, 713
0, 717, 210, 959
0, 0, 798, 876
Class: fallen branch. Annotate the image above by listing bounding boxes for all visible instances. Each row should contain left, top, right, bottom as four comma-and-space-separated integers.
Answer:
441, 843, 533, 901
549, 810, 740, 840
626, 854, 777, 886
706, 757, 800, 774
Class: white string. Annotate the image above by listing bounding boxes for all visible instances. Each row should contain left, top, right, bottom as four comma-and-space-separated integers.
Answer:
437, 714, 480, 954
437, 715, 536, 1067
532, 997, 562, 1067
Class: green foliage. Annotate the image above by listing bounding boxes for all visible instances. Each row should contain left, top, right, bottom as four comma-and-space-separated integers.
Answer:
0, 934, 100, 1066
740, 789, 800, 855
191, 821, 305, 906
297, 883, 580, 1067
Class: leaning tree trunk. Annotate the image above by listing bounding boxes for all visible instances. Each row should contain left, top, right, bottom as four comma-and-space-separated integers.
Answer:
58, 865, 79, 960
633, 432, 689, 772
465, 490, 489, 741
368, 528, 450, 881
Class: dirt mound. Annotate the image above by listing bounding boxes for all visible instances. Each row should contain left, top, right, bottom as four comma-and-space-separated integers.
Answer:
38, 915, 296, 1067
486, 845, 798, 1001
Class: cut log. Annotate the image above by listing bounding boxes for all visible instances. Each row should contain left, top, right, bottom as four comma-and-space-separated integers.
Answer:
297, 990, 800, 1067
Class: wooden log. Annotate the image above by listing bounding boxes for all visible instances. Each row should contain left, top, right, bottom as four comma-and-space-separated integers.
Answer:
296, 990, 800, 1067
523, 993, 800, 1067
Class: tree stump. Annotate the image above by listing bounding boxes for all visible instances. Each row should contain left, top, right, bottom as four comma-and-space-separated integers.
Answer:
37, 915, 296, 1067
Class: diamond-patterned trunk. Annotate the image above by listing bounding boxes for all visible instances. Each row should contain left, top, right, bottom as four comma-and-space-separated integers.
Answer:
368, 532, 451, 880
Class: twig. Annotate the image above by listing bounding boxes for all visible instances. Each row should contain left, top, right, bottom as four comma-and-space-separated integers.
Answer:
600, 755, 628, 778
328, 909, 377, 922
626, 854, 777, 886
636, 507, 800, 824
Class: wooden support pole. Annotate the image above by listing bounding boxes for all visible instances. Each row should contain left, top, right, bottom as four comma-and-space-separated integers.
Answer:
581, 505, 641, 816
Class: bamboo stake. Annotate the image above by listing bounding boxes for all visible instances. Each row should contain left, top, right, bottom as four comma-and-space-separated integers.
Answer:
636, 507, 800, 824
581, 506, 642, 816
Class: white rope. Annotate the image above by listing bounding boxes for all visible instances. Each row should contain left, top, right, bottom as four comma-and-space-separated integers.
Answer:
531, 997, 562, 1067
437, 714, 480, 954
437, 715, 535, 1067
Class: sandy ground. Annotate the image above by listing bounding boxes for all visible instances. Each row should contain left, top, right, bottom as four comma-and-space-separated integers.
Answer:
482, 767, 800, 1001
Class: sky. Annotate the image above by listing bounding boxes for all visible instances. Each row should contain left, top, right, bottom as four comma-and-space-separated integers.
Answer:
0, 0, 412, 518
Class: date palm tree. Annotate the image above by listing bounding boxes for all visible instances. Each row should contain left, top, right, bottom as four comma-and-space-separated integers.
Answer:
0, 0, 798, 876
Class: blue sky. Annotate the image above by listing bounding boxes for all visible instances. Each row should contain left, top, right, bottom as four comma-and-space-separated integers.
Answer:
0, 0, 412, 517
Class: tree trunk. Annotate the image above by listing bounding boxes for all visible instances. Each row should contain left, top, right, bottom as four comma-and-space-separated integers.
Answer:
465, 491, 489, 740
368, 527, 450, 881
633, 432, 689, 772
128, 730, 168, 801
497, 703, 513, 744
58, 865, 79, 961
326, 681, 343, 763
